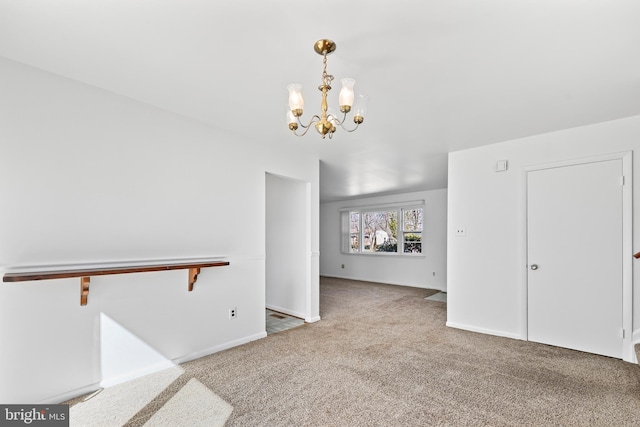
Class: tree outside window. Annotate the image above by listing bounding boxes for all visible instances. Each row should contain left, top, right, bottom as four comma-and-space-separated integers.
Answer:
362, 210, 398, 252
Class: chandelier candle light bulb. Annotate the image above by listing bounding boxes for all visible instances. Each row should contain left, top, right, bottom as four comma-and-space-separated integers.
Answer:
339, 78, 355, 112
287, 83, 304, 116
287, 39, 367, 139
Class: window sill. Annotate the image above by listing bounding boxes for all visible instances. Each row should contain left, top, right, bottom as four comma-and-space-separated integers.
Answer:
341, 252, 425, 258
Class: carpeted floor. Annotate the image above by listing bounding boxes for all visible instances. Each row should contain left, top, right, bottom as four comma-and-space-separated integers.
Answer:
70, 277, 640, 426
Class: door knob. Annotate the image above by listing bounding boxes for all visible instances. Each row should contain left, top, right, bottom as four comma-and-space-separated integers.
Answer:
530, 264, 538, 270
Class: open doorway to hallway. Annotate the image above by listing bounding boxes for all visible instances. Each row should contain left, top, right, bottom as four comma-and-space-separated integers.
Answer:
265, 172, 310, 329
265, 309, 304, 335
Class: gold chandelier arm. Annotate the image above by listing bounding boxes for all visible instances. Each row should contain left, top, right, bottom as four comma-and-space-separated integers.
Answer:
329, 111, 347, 126
292, 115, 321, 137
292, 126, 314, 137
297, 114, 320, 129
332, 111, 361, 133
339, 121, 361, 133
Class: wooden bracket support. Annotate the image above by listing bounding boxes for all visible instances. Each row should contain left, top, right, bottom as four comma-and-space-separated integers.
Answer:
634, 251, 640, 259
81, 276, 90, 306
188, 268, 201, 292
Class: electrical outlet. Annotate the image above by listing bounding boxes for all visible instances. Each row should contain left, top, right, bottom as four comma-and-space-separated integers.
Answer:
229, 307, 237, 319
341, 264, 345, 269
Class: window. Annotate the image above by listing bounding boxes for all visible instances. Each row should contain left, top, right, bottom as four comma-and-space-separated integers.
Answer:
343, 203, 423, 255
349, 212, 360, 252
402, 208, 423, 253
362, 210, 398, 252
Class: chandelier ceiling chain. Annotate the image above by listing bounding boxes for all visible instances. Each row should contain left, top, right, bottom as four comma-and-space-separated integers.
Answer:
321, 54, 333, 87
287, 39, 369, 139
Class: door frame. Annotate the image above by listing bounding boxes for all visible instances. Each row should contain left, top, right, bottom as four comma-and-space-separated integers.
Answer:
265, 172, 313, 321
520, 151, 633, 362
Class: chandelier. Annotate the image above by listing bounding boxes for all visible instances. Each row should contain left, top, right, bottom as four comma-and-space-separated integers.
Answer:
287, 39, 369, 139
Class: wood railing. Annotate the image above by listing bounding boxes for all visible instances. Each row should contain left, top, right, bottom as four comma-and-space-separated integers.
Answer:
635, 251, 640, 259
3, 259, 229, 306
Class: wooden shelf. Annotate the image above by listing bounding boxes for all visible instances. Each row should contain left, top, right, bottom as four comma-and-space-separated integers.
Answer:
3, 259, 229, 306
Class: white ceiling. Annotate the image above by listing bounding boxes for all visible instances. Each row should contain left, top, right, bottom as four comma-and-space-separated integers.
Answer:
2, 1, 640, 201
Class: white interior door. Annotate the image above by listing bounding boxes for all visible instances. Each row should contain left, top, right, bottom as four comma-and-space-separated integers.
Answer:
527, 158, 623, 358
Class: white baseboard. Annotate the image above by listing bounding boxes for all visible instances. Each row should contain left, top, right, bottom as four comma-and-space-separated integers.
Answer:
305, 316, 321, 323
172, 331, 267, 365
100, 360, 176, 388
320, 274, 445, 291
36, 383, 102, 405
446, 321, 523, 341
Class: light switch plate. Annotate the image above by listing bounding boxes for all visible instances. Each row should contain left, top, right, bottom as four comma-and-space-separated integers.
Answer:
495, 160, 508, 172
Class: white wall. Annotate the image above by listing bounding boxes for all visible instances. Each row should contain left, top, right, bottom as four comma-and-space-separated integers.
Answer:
266, 173, 308, 319
0, 57, 320, 403
320, 189, 448, 290
447, 115, 640, 361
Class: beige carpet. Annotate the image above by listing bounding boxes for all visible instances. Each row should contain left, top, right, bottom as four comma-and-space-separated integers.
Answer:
70, 366, 185, 427
143, 378, 232, 426
70, 277, 640, 426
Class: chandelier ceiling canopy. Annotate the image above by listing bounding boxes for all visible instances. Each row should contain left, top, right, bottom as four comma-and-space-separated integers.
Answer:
287, 39, 368, 139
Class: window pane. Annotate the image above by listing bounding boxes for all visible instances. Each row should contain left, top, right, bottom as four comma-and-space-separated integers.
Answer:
362, 210, 398, 252
403, 232, 422, 253
403, 208, 423, 232
349, 212, 360, 252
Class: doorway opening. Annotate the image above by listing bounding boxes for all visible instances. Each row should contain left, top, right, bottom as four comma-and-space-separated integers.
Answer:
265, 309, 304, 335
265, 172, 311, 327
